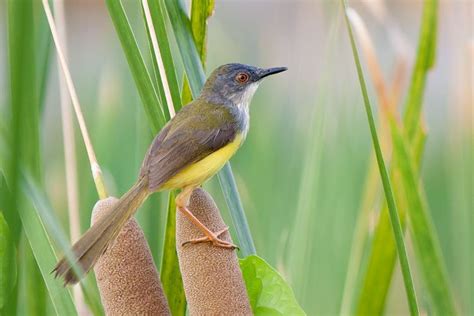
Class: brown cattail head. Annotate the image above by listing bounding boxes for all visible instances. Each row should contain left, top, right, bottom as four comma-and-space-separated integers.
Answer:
91, 197, 170, 315
176, 188, 252, 315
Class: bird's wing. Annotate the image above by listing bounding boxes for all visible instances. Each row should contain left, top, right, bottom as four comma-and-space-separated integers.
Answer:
140, 103, 237, 191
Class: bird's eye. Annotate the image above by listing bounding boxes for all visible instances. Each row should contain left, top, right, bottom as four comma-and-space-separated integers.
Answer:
235, 72, 250, 84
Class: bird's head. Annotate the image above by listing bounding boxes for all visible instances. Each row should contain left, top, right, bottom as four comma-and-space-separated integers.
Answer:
200, 63, 287, 108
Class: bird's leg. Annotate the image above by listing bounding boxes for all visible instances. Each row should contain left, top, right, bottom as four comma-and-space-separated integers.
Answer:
176, 187, 238, 250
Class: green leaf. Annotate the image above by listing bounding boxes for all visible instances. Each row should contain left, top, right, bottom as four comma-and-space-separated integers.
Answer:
105, 0, 167, 133
240, 255, 305, 315
403, 0, 438, 140
21, 173, 104, 315
6, 0, 47, 312
341, 1, 419, 315
1, 127, 100, 315
180, 0, 215, 104
355, 199, 407, 315
190, 0, 214, 65
163, 0, 256, 256
353, 0, 455, 314
163, 0, 205, 97
160, 191, 186, 315
389, 120, 457, 315
143, 0, 183, 112
34, 0, 52, 112
0, 212, 16, 310
0, 125, 9, 182
16, 179, 77, 315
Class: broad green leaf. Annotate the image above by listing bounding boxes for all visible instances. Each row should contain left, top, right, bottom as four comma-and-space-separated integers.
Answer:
105, 0, 167, 133
163, 0, 256, 256
160, 191, 186, 315
341, 1, 419, 315
240, 255, 305, 315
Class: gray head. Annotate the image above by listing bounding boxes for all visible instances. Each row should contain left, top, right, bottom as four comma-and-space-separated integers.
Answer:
200, 63, 287, 107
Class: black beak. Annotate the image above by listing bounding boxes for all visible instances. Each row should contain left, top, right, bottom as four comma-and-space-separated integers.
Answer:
258, 67, 288, 80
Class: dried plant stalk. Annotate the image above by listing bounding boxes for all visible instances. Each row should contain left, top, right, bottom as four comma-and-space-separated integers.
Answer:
176, 188, 252, 315
42, 0, 107, 199
91, 198, 170, 315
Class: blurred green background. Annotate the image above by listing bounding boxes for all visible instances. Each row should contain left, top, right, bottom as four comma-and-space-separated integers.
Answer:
0, 0, 472, 315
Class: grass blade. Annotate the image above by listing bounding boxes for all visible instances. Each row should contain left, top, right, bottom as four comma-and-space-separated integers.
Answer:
345, 8, 410, 314
105, 0, 167, 134
180, 0, 214, 104
217, 164, 256, 255
351, 0, 455, 314
163, 0, 256, 256
35, 0, 52, 112
21, 174, 104, 315
6, 0, 47, 313
0, 209, 14, 311
142, 0, 182, 112
403, 0, 438, 140
389, 118, 456, 315
160, 192, 186, 315
16, 199, 77, 315
190, 0, 214, 64
142, 0, 176, 117
163, 0, 205, 97
341, 2, 419, 315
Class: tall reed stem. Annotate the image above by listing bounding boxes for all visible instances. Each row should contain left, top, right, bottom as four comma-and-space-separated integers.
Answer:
342, 2, 419, 315
42, 0, 107, 199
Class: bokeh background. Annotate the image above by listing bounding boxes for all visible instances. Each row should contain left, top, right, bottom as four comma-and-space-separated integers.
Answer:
0, 0, 472, 315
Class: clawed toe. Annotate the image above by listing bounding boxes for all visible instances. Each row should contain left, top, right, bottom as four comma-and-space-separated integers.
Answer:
181, 226, 238, 250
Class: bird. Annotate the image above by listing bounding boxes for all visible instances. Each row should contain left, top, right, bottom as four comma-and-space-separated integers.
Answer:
53, 63, 287, 285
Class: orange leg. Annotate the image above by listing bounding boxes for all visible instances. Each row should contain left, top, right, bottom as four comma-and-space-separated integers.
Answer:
176, 187, 238, 250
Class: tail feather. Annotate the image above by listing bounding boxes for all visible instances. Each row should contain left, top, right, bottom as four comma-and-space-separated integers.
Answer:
53, 178, 149, 285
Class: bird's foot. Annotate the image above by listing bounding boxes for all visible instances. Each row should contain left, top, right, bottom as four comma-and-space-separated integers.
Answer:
181, 227, 238, 250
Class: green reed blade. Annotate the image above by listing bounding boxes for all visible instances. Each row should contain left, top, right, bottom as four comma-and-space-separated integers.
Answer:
341, 1, 419, 315
353, 0, 455, 314
105, 0, 167, 134
160, 191, 186, 315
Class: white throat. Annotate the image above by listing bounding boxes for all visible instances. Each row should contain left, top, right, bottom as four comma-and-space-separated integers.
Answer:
235, 82, 259, 111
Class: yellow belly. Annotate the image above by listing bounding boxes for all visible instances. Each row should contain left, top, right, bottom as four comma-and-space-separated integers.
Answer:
160, 133, 244, 190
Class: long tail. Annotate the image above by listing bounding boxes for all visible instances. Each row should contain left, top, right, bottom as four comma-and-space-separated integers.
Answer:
53, 177, 149, 285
